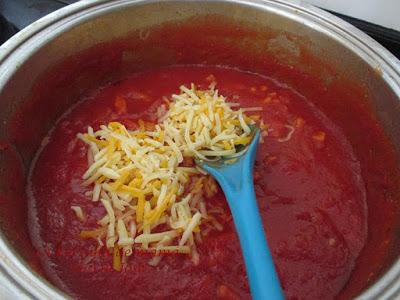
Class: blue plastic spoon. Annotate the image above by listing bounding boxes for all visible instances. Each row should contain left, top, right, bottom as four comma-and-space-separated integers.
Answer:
196, 127, 284, 300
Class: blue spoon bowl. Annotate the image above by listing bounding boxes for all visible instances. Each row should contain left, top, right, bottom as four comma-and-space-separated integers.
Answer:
196, 127, 284, 300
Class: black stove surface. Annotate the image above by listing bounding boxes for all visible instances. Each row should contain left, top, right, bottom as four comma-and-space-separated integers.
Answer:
0, 12, 17, 44
1, 0, 400, 60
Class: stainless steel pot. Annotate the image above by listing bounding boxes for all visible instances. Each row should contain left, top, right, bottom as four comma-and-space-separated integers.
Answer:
0, 0, 399, 299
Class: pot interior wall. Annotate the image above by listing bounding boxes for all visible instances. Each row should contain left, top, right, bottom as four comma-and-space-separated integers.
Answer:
0, 1, 399, 298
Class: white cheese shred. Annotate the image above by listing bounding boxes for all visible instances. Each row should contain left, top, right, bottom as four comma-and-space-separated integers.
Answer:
71, 206, 86, 222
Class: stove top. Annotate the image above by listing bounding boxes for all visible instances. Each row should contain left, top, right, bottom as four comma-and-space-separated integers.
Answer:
1, 1, 399, 58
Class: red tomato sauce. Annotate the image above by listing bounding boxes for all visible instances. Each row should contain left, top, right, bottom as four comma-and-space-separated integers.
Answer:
28, 65, 368, 299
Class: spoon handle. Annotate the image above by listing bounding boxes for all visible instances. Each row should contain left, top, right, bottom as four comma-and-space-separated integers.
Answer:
200, 128, 284, 299
221, 181, 285, 300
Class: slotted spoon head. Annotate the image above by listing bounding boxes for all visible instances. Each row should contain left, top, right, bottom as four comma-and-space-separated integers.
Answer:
195, 126, 260, 194
195, 125, 260, 171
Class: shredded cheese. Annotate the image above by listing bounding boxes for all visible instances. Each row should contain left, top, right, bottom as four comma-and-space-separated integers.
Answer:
71, 206, 86, 222
278, 125, 295, 142
77, 84, 259, 269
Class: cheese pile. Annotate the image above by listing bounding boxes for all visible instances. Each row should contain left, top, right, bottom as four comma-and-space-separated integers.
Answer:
77, 84, 260, 270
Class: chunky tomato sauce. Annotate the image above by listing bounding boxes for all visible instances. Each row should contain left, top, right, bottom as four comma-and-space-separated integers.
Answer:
28, 65, 368, 299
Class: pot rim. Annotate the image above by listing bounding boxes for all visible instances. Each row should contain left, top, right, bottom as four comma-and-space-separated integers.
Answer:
0, 0, 399, 299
